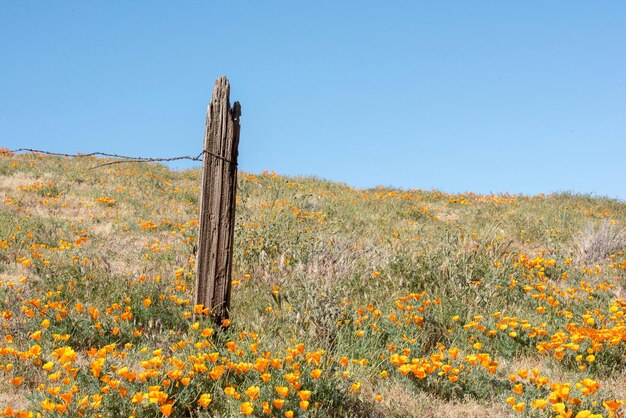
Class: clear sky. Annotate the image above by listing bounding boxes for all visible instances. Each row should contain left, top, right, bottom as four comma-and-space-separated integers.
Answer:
1, 2, 625, 199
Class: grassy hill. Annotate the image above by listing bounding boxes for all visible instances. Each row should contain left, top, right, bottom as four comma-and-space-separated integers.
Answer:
0, 151, 624, 417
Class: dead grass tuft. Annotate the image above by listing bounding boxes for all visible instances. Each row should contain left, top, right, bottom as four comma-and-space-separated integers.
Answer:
573, 221, 626, 265
373, 382, 510, 418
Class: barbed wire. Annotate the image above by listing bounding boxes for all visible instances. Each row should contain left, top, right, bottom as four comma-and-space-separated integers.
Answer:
3, 148, 236, 169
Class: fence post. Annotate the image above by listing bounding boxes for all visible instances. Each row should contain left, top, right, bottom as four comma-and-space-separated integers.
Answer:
194, 76, 241, 324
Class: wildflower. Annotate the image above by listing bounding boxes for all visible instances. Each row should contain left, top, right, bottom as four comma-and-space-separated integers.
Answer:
284, 373, 298, 384
246, 386, 260, 400
40, 399, 55, 412
198, 394, 212, 407
275, 386, 289, 398
448, 347, 459, 360
131, 392, 143, 404
349, 382, 361, 393
60, 392, 72, 404
240, 402, 254, 415
159, 403, 173, 417
209, 365, 224, 380
603, 400, 621, 412
574, 411, 601, 418
297, 390, 311, 401
578, 378, 600, 395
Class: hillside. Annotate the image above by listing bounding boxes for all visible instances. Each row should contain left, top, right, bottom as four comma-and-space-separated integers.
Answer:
0, 151, 624, 417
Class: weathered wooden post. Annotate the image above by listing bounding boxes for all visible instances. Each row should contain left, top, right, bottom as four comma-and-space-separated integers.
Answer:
194, 76, 241, 324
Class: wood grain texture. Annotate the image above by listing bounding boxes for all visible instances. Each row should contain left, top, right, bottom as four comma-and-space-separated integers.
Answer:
194, 76, 241, 323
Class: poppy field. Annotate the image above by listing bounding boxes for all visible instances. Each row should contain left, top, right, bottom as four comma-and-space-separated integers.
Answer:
0, 150, 624, 417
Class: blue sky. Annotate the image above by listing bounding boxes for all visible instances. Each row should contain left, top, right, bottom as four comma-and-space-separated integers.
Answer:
1, 2, 625, 199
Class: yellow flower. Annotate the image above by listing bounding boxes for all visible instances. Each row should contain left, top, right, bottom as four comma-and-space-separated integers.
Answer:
298, 390, 311, 401
246, 386, 260, 400
349, 382, 361, 393
209, 365, 225, 380
275, 386, 289, 398
240, 402, 254, 416
448, 347, 459, 360
198, 393, 212, 407
40, 399, 56, 412
284, 373, 298, 384
530, 399, 548, 409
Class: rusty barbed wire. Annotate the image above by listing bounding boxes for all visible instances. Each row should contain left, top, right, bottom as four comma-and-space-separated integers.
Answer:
3, 148, 236, 169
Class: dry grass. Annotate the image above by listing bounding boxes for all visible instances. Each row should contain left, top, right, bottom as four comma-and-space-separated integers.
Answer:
573, 221, 626, 265
0, 153, 624, 417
